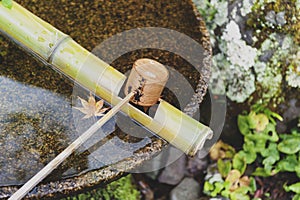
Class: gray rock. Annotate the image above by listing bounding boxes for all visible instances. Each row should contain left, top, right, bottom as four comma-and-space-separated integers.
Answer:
187, 156, 208, 175
265, 10, 286, 26
170, 178, 200, 200
276, 12, 286, 26
265, 10, 276, 25
158, 154, 186, 185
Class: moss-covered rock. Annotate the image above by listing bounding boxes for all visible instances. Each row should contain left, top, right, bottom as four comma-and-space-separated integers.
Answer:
248, 0, 300, 45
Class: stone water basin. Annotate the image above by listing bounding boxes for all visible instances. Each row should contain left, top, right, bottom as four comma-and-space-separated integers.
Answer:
0, 0, 211, 199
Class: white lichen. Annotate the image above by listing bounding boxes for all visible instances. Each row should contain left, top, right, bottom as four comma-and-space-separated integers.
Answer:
281, 35, 293, 51
210, 0, 228, 26
260, 71, 282, 100
226, 40, 257, 70
195, 0, 299, 104
222, 21, 257, 70
241, 0, 253, 17
222, 20, 241, 41
297, 0, 300, 10
193, 0, 228, 28
254, 61, 267, 82
226, 67, 256, 103
209, 53, 229, 95
286, 51, 300, 88
286, 67, 300, 88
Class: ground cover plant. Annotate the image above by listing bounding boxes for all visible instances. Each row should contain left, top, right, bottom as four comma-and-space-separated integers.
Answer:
204, 105, 300, 200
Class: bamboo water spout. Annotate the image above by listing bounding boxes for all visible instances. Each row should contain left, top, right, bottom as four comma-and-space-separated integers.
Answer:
0, 1, 213, 157
10, 58, 172, 200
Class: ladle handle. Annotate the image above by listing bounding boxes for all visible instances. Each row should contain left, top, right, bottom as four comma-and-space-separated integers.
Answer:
9, 92, 135, 200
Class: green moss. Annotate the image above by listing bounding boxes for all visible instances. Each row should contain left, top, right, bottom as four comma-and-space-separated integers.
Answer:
0, 36, 8, 57
61, 175, 141, 200
249, 0, 300, 45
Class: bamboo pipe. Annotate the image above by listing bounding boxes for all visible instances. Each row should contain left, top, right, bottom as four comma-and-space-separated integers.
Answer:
0, 1, 213, 157
10, 58, 172, 200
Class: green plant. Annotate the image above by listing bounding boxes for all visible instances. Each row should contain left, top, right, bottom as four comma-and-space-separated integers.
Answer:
61, 175, 141, 200
204, 141, 257, 200
204, 105, 300, 199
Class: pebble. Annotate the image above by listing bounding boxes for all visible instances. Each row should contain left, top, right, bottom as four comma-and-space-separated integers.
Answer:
158, 147, 186, 185
170, 177, 200, 200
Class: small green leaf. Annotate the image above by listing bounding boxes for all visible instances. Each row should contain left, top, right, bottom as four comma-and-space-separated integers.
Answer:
248, 177, 257, 194
1, 0, 13, 9
203, 181, 214, 194
230, 186, 250, 200
261, 142, 279, 157
284, 182, 300, 194
264, 109, 283, 123
248, 111, 259, 129
279, 131, 300, 140
261, 123, 279, 142
238, 115, 251, 135
291, 129, 300, 136
277, 154, 298, 172
278, 138, 300, 154
220, 181, 231, 198
239, 150, 257, 164
225, 169, 241, 184
252, 167, 273, 177
211, 182, 225, 197
295, 165, 300, 178
292, 194, 300, 200
261, 142, 280, 171
217, 159, 232, 178
233, 153, 247, 174
248, 112, 269, 132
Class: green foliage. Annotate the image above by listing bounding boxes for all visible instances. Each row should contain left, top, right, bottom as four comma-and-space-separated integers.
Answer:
217, 159, 232, 177
209, 140, 236, 160
1, 0, 13, 9
232, 153, 247, 174
284, 182, 300, 197
278, 130, 300, 154
204, 105, 300, 199
61, 175, 141, 200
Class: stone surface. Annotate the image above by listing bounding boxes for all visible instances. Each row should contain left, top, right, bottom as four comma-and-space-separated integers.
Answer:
158, 149, 186, 185
187, 156, 208, 175
170, 177, 200, 200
